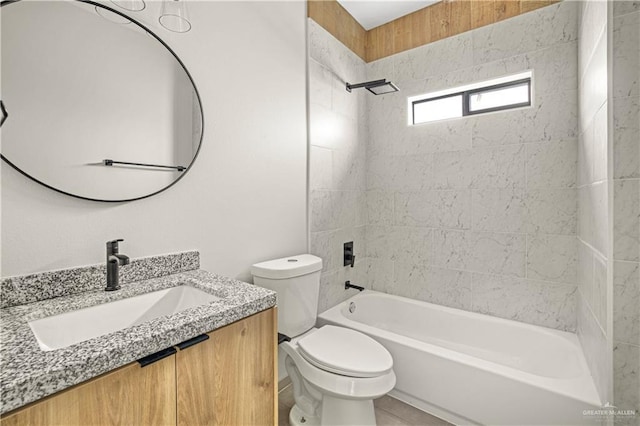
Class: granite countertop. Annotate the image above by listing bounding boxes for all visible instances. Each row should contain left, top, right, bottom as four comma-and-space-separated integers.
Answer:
0, 268, 276, 415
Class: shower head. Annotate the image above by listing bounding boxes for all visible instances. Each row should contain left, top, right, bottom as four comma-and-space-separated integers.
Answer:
346, 79, 399, 95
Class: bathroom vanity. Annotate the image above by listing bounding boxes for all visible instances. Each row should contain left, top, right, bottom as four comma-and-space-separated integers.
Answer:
1, 309, 275, 426
0, 252, 277, 425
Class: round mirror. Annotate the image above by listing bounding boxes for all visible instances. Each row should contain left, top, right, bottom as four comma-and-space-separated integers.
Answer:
0, 0, 203, 202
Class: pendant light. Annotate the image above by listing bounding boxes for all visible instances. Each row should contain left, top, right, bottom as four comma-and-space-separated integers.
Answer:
159, 0, 191, 33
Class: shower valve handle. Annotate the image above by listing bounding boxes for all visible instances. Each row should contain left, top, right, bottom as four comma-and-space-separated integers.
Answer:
344, 242, 355, 267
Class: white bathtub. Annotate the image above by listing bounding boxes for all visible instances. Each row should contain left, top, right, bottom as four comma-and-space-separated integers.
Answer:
317, 290, 601, 425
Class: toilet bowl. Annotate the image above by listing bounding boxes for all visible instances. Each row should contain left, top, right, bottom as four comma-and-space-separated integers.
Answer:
281, 326, 396, 426
251, 254, 396, 426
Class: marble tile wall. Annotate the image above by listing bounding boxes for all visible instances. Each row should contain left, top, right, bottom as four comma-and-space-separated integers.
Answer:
309, 3, 637, 418
576, 0, 612, 404
363, 2, 579, 332
308, 19, 369, 313
611, 2, 640, 421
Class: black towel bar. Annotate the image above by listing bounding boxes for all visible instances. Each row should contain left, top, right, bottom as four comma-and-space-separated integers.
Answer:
103, 159, 185, 172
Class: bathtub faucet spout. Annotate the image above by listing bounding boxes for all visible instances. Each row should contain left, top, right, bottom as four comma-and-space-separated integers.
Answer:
345, 281, 364, 292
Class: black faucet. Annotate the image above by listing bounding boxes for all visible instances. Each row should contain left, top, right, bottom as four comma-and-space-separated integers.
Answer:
106, 239, 130, 291
345, 281, 365, 292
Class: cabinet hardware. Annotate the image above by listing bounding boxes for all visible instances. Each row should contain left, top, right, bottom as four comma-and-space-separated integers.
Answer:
176, 334, 209, 350
137, 347, 177, 367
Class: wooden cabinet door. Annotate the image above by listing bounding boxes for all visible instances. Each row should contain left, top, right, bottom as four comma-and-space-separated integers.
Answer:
177, 308, 277, 426
1, 355, 176, 426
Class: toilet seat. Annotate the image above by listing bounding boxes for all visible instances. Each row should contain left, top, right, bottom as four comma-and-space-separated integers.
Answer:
297, 326, 393, 378
281, 338, 396, 401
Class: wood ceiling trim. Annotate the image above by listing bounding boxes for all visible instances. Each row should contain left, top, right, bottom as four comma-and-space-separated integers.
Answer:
308, 0, 367, 61
308, 0, 559, 63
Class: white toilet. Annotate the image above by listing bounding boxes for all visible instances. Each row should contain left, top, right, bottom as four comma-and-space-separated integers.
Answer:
251, 254, 396, 426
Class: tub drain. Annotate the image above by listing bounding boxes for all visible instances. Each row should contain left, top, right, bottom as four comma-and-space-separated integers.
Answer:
348, 302, 356, 313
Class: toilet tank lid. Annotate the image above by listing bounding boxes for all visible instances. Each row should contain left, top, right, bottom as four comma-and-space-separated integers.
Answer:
251, 254, 322, 279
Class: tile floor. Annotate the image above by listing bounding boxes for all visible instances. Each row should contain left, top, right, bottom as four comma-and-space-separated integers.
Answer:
278, 384, 451, 426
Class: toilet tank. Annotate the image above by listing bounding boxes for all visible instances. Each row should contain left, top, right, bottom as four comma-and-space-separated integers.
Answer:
251, 254, 322, 338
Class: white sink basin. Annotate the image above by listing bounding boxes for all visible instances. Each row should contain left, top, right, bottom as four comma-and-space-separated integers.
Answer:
29, 286, 220, 351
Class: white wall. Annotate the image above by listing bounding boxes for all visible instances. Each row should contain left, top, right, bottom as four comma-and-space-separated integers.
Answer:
309, 3, 580, 333
611, 1, 640, 417
307, 19, 369, 313
576, 0, 612, 404
363, 2, 579, 332
1, 1, 308, 282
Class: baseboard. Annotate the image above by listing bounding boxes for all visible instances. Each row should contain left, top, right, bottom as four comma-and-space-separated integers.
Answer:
278, 376, 292, 392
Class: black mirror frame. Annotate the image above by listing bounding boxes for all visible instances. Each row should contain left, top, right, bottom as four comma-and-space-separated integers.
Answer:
0, 0, 204, 203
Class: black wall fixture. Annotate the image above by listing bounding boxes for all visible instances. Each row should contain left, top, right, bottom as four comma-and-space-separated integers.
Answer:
344, 241, 355, 267
103, 159, 186, 172
346, 79, 399, 95
345, 281, 364, 291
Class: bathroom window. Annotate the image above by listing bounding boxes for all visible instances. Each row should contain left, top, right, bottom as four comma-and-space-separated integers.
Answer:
409, 72, 532, 125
